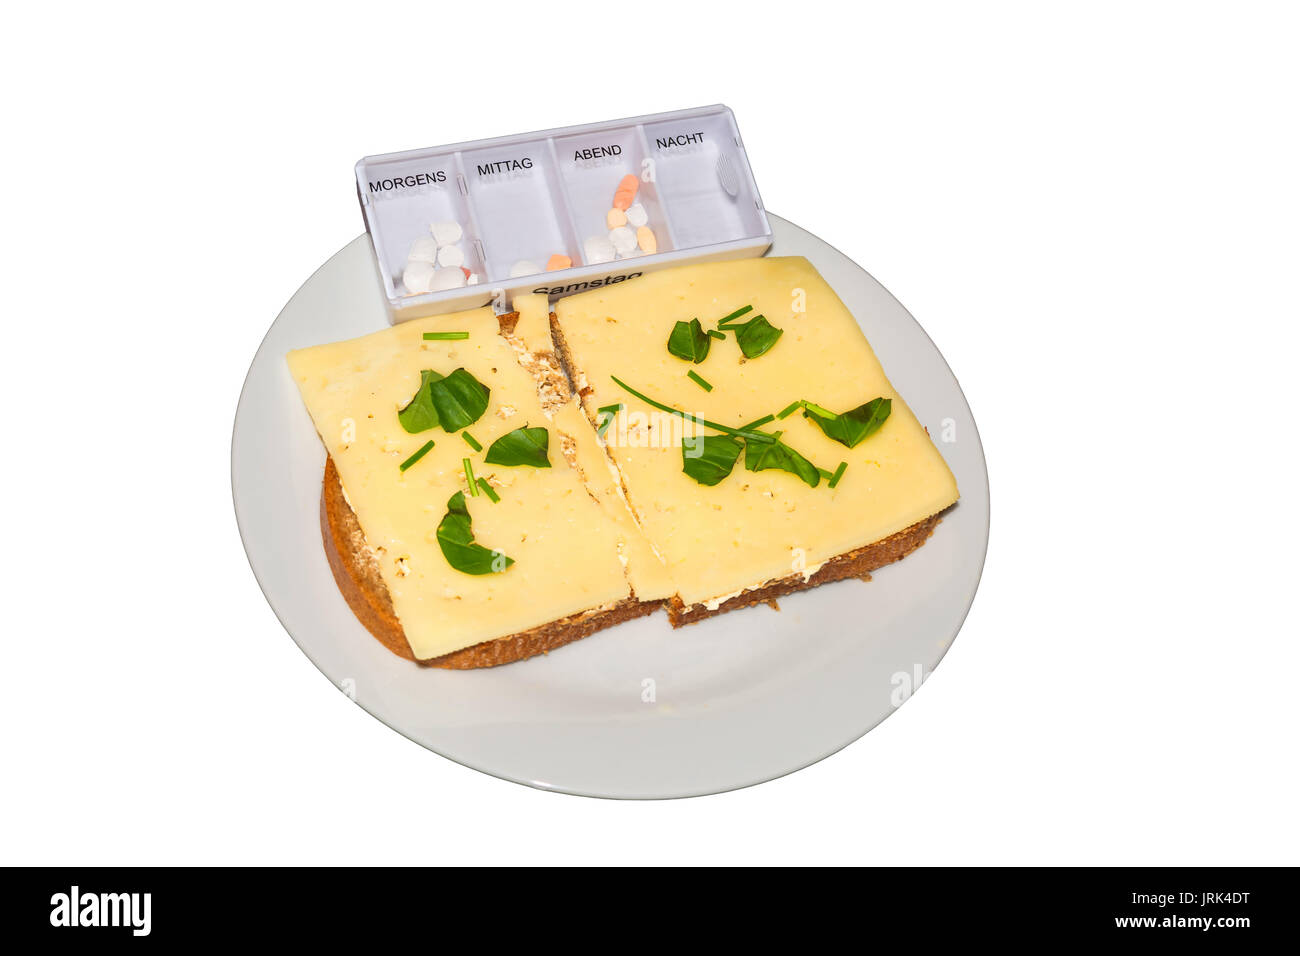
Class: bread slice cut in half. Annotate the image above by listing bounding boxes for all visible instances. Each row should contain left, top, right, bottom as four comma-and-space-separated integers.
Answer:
288, 303, 671, 667
320, 455, 659, 668
550, 256, 960, 626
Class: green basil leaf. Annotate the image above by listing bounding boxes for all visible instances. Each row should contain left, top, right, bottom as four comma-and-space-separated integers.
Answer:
428, 368, 490, 432
734, 315, 784, 358
483, 425, 551, 468
397, 369, 445, 434
682, 434, 743, 486
667, 317, 712, 364
803, 397, 892, 448
744, 438, 820, 488
436, 491, 515, 575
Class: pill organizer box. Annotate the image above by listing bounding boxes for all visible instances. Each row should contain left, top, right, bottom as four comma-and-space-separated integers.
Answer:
355, 105, 772, 322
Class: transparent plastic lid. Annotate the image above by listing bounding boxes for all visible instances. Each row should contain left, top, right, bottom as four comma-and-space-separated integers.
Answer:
355, 105, 771, 320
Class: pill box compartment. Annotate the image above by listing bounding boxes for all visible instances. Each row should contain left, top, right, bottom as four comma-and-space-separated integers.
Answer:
461, 141, 580, 281
356, 105, 771, 322
642, 111, 766, 250
553, 127, 675, 260
356, 151, 487, 300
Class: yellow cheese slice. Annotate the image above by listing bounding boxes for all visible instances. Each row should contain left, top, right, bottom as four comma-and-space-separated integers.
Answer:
510, 292, 553, 354
507, 290, 676, 601
553, 257, 959, 609
287, 307, 632, 659
549, 401, 677, 602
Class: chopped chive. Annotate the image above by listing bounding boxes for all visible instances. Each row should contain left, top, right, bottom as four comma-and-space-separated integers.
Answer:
687, 370, 714, 391
739, 413, 775, 430
597, 402, 625, 415
610, 376, 776, 444
463, 458, 477, 494
476, 477, 500, 503
461, 431, 482, 452
817, 467, 835, 480
776, 400, 803, 419
399, 440, 435, 472
718, 305, 753, 325
802, 400, 838, 419
706, 329, 726, 340
828, 461, 848, 488
422, 331, 469, 340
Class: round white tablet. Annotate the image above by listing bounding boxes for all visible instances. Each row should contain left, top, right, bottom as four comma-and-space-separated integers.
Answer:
608, 226, 637, 254
407, 237, 439, 263
624, 202, 648, 228
509, 260, 542, 278
583, 236, 616, 264
401, 260, 435, 295
429, 266, 467, 291
436, 244, 465, 268
430, 221, 463, 246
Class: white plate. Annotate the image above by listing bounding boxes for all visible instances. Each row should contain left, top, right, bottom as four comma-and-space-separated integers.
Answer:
232, 215, 989, 799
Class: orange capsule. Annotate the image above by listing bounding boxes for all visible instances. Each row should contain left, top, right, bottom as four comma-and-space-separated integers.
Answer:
636, 226, 657, 254
546, 254, 572, 271
612, 173, 639, 211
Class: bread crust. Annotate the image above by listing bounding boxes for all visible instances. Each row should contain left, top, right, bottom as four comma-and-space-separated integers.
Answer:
320, 456, 657, 668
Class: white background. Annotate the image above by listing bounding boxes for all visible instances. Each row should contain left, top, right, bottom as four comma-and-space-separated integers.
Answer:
2, 1, 1296, 865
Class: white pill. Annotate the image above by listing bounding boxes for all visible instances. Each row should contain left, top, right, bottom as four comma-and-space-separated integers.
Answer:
402, 260, 435, 295
609, 226, 637, 254
510, 260, 542, 278
437, 244, 465, 268
429, 266, 467, 291
430, 221, 463, 246
583, 236, 616, 264
467, 273, 480, 285
624, 203, 648, 228
408, 237, 439, 263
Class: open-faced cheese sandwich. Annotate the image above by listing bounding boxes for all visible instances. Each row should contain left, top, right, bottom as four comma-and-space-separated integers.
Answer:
288, 256, 958, 666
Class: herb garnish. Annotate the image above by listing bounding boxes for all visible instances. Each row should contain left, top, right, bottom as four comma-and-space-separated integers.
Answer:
706, 329, 726, 340
732, 315, 784, 358
687, 370, 713, 392
667, 318, 712, 363
476, 477, 500, 503
803, 398, 892, 448
610, 377, 776, 444
463, 458, 478, 494
776, 400, 802, 420
744, 435, 820, 488
398, 369, 444, 434
828, 461, 848, 488
422, 331, 469, 340
682, 434, 743, 486
612, 377, 830, 488
717, 305, 753, 326
398, 367, 489, 434
436, 492, 513, 575
484, 426, 551, 468
461, 431, 482, 452
429, 368, 490, 432
596, 402, 623, 439
399, 440, 434, 472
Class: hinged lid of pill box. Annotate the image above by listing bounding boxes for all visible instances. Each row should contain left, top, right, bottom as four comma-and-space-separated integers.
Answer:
355, 105, 772, 322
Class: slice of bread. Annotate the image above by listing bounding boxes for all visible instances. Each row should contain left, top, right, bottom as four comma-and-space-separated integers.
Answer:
320, 455, 659, 668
